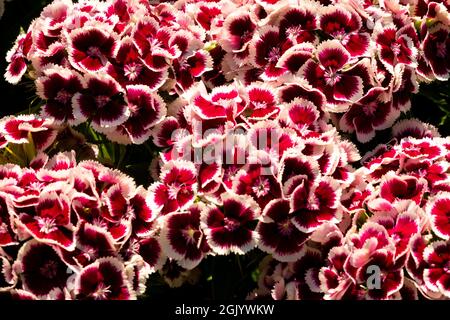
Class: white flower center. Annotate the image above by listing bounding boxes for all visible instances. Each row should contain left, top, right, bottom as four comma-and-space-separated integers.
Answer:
55, 90, 72, 104
252, 101, 268, 110
324, 69, 341, 86
128, 103, 140, 115
167, 184, 189, 200
124, 62, 142, 81
390, 42, 401, 56
92, 283, 111, 300
149, 38, 163, 51
391, 233, 402, 244
92, 217, 107, 229
286, 25, 303, 37
252, 177, 270, 198
37, 216, 58, 234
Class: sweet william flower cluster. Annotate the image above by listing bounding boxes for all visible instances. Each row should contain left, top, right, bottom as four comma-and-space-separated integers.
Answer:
1, 0, 449, 300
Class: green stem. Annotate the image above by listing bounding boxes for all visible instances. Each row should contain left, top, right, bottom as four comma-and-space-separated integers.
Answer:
4, 146, 23, 165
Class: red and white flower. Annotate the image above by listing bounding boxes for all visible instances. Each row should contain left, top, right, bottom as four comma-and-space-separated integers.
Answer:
244, 83, 279, 120
423, 24, 449, 81
201, 193, 261, 255
278, 5, 318, 45
148, 160, 197, 215
340, 87, 399, 143
15, 240, 70, 297
256, 199, 308, 262
160, 204, 210, 269
426, 192, 450, 240
319, 5, 370, 57
291, 177, 342, 233
36, 65, 85, 125
219, 10, 257, 63
68, 26, 117, 73
0, 193, 17, 247
300, 40, 364, 111
74, 257, 135, 300
4, 31, 32, 84
107, 85, 166, 144
0, 115, 57, 151
423, 240, 450, 298
374, 23, 418, 73
250, 26, 293, 80
72, 74, 128, 132
17, 191, 75, 250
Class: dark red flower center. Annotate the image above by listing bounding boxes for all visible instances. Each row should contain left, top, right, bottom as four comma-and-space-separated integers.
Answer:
182, 226, 200, 244
95, 95, 111, 108
436, 42, 447, 58
87, 46, 102, 58
224, 217, 241, 231
362, 102, 377, 116
55, 90, 72, 104
267, 47, 281, 63
241, 30, 253, 44
277, 219, 295, 236
39, 260, 59, 279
